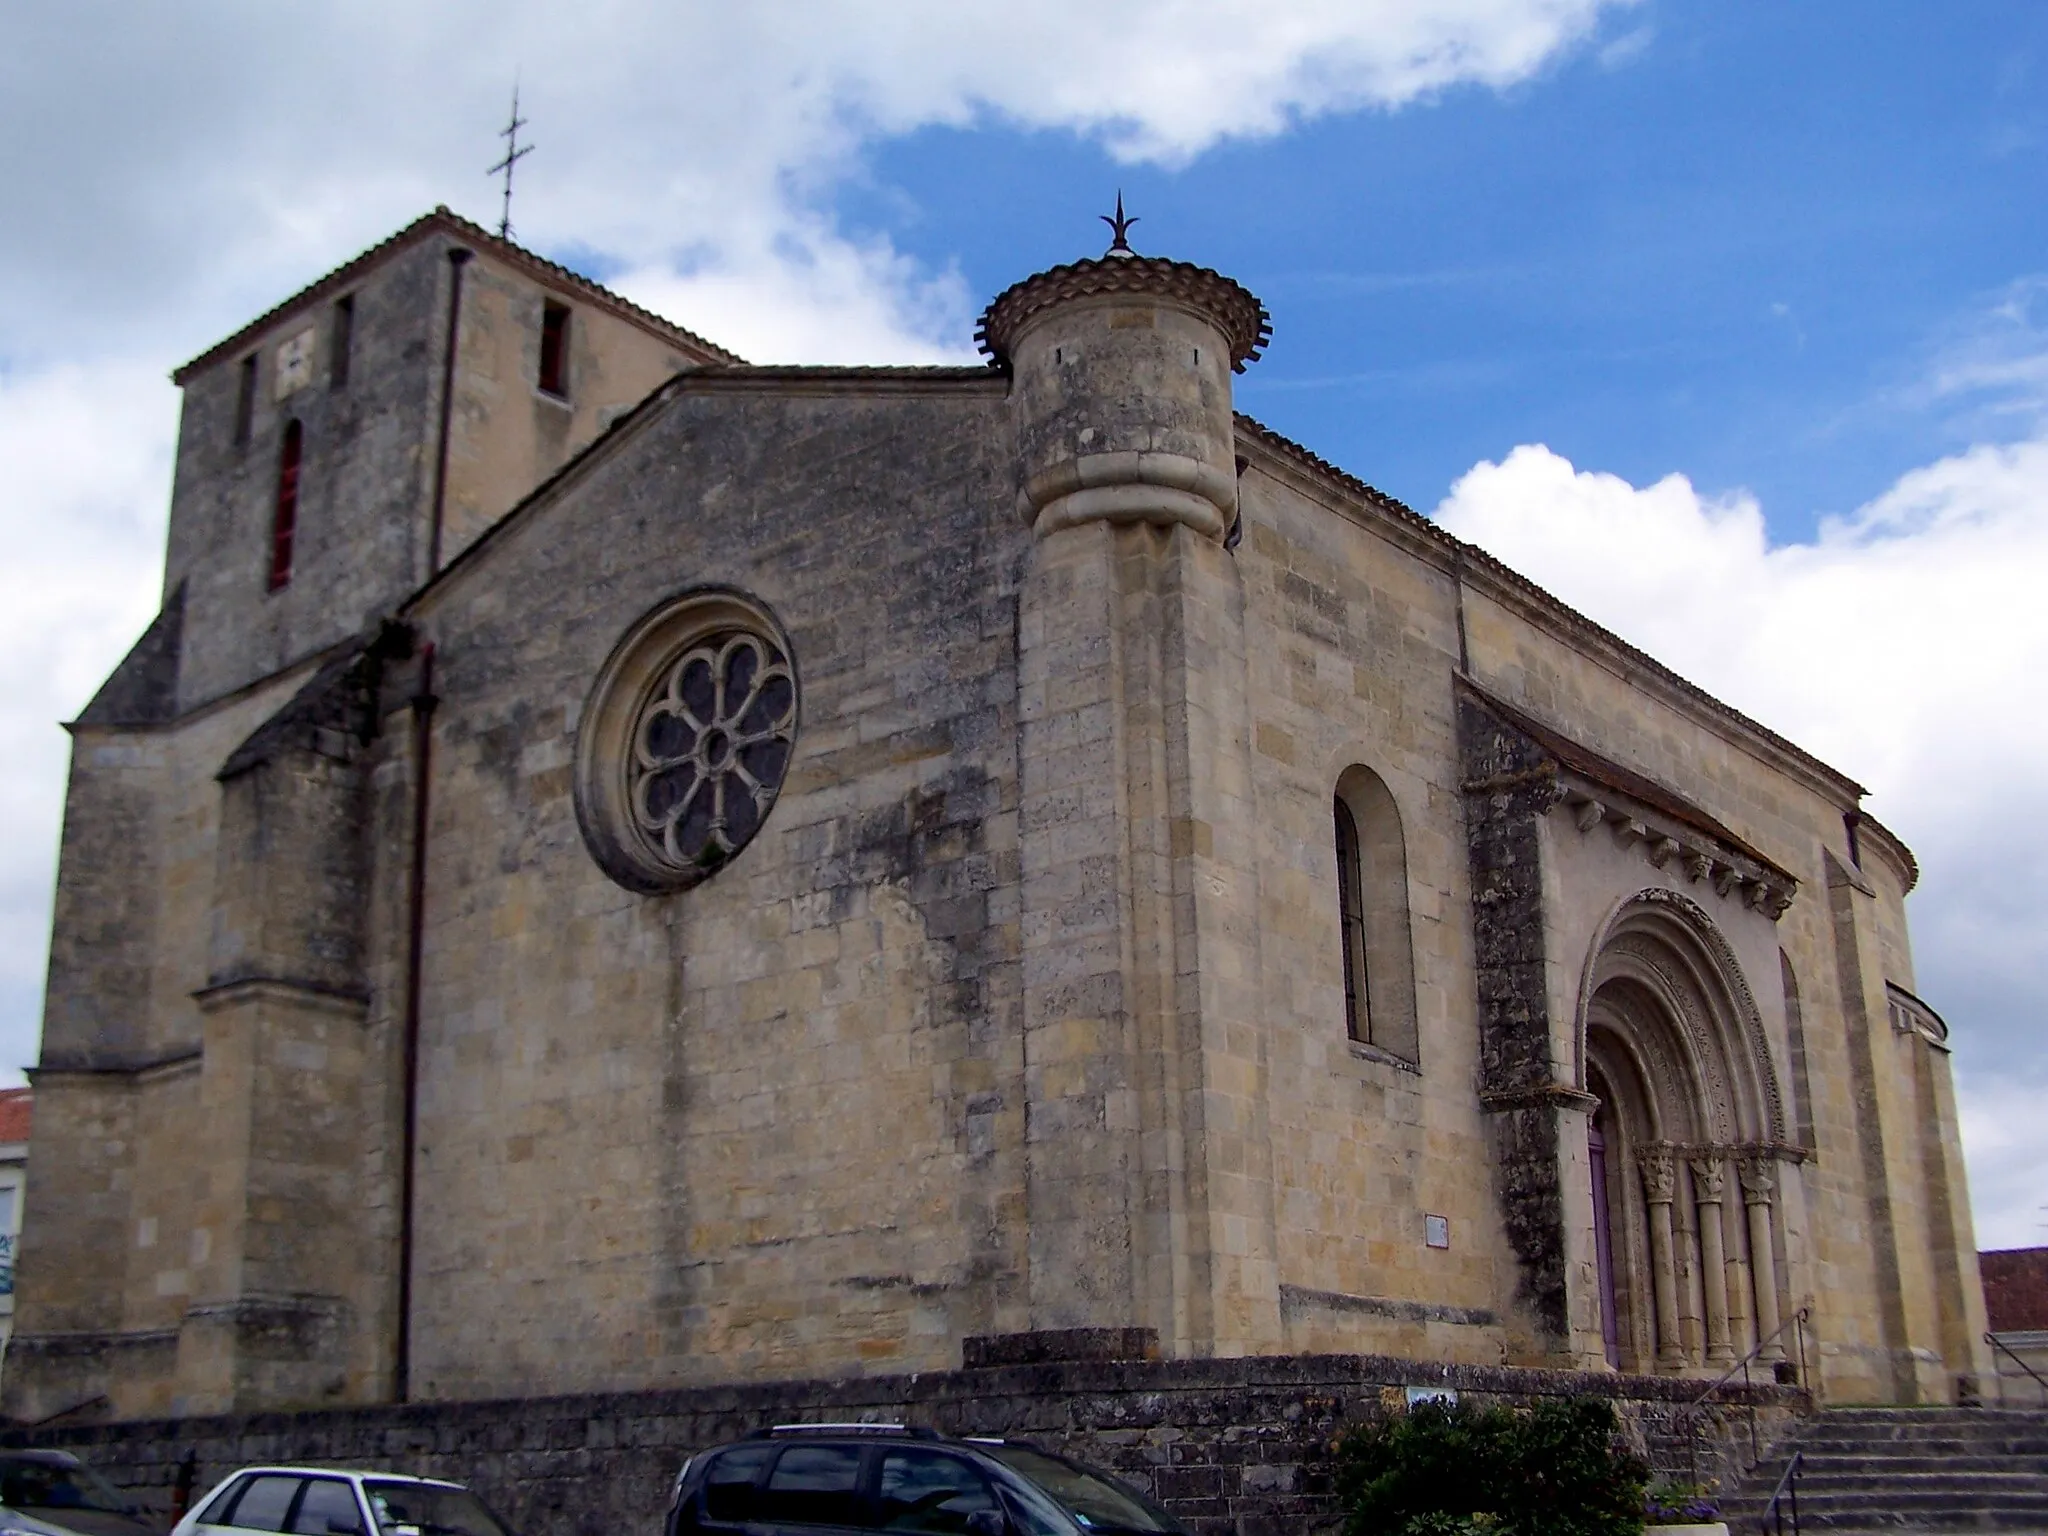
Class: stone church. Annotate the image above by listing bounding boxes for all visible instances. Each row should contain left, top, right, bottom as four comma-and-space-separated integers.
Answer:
6, 206, 1991, 1425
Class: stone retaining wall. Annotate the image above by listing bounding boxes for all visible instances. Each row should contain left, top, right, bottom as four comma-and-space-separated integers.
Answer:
2, 1354, 1806, 1536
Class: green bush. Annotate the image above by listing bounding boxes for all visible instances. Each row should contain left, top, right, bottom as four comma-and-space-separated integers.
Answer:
1334, 1397, 1648, 1536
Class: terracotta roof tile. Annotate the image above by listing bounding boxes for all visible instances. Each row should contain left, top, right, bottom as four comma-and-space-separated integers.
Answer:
0, 1087, 31, 1144
1984, 1248, 2048, 1333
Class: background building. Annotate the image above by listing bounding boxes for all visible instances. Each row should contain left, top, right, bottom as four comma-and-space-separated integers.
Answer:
3, 211, 1991, 1423
0, 1087, 32, 1385
1983, 1247, 2048, 1405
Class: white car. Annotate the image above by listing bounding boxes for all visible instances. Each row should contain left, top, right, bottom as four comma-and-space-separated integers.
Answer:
171, 1469, 516, 1536
0, 1450, 159, 1536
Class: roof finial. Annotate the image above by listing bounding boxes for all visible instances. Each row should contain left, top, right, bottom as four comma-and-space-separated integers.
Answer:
487, 77, 534, 241
1101, 191, 1138, 258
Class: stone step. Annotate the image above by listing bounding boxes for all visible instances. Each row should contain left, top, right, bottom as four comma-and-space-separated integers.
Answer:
1792, 1516, 2048, 1534
1796, 1454, 2048, 1477
1795, 1431, 2048, 1450
1788, 1476, 2048, 1501
1818, 1417, 2048, 1425
1808, 1420, 2048, 1439
1723, 1409, 2048, 1534
1777, 1491, 2048, 1515
1796, 1437, 2048, 1457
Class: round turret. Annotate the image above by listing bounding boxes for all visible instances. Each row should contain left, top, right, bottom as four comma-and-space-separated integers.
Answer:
979, 248, 1270, 541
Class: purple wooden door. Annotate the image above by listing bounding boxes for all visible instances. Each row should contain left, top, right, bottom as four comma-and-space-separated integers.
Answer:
1589, 1117, 1621, 1368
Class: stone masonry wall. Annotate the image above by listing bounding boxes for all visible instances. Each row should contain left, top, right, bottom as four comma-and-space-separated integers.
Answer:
385, 373, 1026, 1399
4, 1355, 1804, 1536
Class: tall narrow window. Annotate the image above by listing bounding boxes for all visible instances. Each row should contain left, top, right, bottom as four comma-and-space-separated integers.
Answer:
1334, 797, 1370, 1042
330, 294, 355, 389
538, 301, 571, 397
1780, 951, 1817, 1153
269, 419, 302, 591
233, 353, 258, 446
1332, 765, 1420, 1062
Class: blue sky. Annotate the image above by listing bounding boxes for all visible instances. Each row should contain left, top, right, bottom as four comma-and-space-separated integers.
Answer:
1, 0, 2043, 1247
837, 4, 2048, 532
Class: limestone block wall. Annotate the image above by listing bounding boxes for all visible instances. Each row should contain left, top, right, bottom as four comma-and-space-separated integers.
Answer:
162, 228, 711, 718
1441, 523, 1983, 1401
437, 251, 703, 562
165, 243, 443, 713
387, 372, 1025, 1399
1226, 447, 1513, 1367
10, 666, 319, 1421
1223, 422, 1983, 1402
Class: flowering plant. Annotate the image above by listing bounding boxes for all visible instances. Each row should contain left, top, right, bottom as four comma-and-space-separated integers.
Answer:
1643, 1480, 1720, 1522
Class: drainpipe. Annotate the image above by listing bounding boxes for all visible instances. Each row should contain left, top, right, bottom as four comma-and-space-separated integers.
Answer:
394, 641, 437, 1402
428, 248, 472, 577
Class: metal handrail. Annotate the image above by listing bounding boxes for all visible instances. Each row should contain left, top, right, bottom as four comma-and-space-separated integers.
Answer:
1685, 1305, 1813, 1483
25, 1393, 109, 1428
1758, 1450, 1802, 1536
1986, 1331, 2048, 1406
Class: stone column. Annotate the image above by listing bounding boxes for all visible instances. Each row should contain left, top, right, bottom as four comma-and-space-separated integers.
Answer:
1740, 1152, 1785, 1361
1722, 1178, 1755, 1357
1690, 1151, 1734, 1364
1641, 1145, 1684, 1368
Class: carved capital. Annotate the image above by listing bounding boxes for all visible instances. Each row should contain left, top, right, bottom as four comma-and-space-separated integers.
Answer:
1688, 1152, 1727, 1202
1738, 1153, 1778, 1204
1639, 1144, 1678, 1204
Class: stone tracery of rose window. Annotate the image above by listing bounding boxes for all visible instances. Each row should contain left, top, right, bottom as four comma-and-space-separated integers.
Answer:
630, 632, 795, 871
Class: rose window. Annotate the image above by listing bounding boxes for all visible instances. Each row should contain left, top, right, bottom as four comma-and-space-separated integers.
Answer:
574, 589, 799, 894
631, 633, 795, 873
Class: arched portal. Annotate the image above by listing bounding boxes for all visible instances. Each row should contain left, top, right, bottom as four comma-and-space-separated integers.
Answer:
1577, 891, 1790, 1375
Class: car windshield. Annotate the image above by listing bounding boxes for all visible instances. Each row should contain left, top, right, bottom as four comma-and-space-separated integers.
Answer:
979, 1447, 1183, 1534
0, 1456, 132, 1515
361, 1482, 512, 1536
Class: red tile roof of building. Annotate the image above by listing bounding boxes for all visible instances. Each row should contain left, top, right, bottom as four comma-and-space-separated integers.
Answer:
1983, 1247, 2048, 1333
0, 1087, 30, 1145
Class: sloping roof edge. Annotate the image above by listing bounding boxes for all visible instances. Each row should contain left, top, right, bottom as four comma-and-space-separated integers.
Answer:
403, 362, 1010, 618
1456, 675, 1798, 889
172, 207, 744, 384
1234, 413, 1871, 810
1855, 811, 1920, 895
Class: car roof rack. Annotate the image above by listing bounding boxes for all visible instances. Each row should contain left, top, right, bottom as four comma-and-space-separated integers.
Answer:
745, 1422, 943, 1440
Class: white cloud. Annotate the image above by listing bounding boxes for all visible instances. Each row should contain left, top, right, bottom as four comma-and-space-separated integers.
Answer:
0, 0, 1635, 366
0, 361, 175, 1081
1435, 436, 2048, 1244
0, 0, 1638, 1076
1959, 1069, 2048, 1251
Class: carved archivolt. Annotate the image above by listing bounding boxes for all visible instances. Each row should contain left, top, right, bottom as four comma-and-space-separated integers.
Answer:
1577, 889, 1787, 1147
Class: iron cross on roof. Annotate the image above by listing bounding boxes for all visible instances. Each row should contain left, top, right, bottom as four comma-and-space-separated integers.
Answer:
487, 82, 534, 241
1101, 191, 1138, 257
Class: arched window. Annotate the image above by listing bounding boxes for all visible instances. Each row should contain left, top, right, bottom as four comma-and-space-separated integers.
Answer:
269, 419, 302, 591
1331, 765, 1419, 1061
